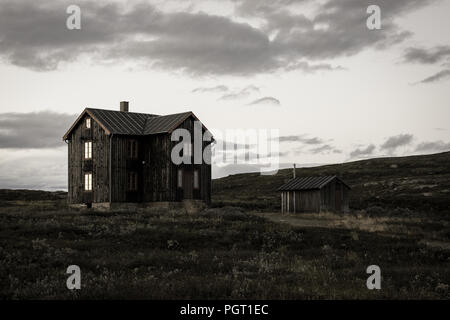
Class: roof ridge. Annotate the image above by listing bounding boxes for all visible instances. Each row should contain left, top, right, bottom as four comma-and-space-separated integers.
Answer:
277, 175, 348, 191
86, 107, 160, 117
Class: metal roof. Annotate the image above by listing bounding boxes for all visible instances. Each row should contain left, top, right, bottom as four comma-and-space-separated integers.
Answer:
144, 112, 193, 135
87, 108, 157, 135
63, 108, 197, 139
277, 176, 350, 191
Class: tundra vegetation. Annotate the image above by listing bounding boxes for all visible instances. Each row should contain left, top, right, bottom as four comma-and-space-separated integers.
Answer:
0, 191, 448, 299
0, 152, 449, 299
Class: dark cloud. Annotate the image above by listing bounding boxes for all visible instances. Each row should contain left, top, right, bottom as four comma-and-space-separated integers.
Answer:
415, 141, 450, 153
192, 85, 229, 93
349, 144, 376, 158
246, 97, 281, 106
0, 0, 434, 75
235, 0, 428, 60
0, 111, 76, 148
403, 46, 450, 64
380, 134, 413, 151
417, 69, 450, 84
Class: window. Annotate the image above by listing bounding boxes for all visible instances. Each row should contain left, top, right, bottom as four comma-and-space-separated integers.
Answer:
184, 142, 192, 157
177, 169, 183, 188
193, 169, 199, 189
84, 173, 92, 191
127, 140, 138, 159
84, 141, 92, 159
128, 172, 138, 191
86, 118, 91, 129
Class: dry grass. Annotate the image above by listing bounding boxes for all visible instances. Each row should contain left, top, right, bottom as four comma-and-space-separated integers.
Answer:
0, 200, 449, 299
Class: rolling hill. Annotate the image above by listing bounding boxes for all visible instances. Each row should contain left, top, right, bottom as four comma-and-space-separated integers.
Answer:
212, 151, 450, 213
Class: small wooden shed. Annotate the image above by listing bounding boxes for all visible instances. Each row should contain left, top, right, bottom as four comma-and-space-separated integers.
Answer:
277, 176, 350, 213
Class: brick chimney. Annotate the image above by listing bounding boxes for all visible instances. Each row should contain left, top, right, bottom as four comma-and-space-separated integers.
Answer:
120, 101, 129, 112
293, 163, 296, 179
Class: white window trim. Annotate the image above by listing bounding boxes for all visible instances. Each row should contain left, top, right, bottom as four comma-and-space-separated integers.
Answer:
86, 118, 91, 129
84, 173, 92, 191
84, 141, 92, 159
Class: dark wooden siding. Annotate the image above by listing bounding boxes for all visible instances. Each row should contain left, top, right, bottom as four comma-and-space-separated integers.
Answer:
281, 178, 350, 213
168, 116, 211, 203
68, 114, 110, 204
68, 114, 212, 205
142, 134, 173, 202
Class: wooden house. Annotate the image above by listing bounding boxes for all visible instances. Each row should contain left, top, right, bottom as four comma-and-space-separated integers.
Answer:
63, 101, 212, 209
278, 176, 350, 213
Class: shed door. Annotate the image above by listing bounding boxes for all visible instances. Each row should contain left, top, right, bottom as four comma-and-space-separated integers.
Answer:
183, 168, 193, 199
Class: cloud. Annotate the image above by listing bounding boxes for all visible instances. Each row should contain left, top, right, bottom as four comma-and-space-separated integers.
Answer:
380, 134, 413, 151
415, 141, 450, 153
416, 69, 450, 84
278, 135, 323, 144
0, 148, 67, 190
192, 85, 229, 93
349, 144, 376, 158
284, 61, 345, 73
0, 0, 435, 75
310, 144, 342, 154
0, 111, 77, 149
246, 97, 281, 107
218, 85, 260, 101
213, 139, 256, 151
403, 46, 450, 64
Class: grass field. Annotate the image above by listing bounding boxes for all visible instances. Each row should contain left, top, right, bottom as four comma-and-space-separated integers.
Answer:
0, 199, 448, 299
1, 152, 449, 299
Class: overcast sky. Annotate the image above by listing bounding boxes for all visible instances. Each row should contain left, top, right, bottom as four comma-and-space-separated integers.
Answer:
0, 0, 449, 190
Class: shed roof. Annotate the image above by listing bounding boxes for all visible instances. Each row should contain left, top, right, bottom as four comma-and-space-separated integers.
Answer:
277, 176, 350, 191
63, 108, 205, 140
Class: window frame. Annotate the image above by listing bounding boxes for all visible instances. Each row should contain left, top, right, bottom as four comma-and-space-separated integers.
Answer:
193, 169, 199, 189
177, 169, 183, 188
84, 141, 92, 159
183, 142, 192, 157
127, 171, 138, 192
128, 139, 138, 159
86, 118, 91, 129
84, 173, 93, 191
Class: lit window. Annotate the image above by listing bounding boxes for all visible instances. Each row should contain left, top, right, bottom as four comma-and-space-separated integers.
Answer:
84, 173, 92, 191
86, 118, 91, 129
84, 141, 92, 159
194, 170, 199, 189
184, 142, 192, 157
177, 169, 183, 188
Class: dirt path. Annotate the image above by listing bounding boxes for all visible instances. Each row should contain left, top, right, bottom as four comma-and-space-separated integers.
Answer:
252, 212, 336, 229
251, 212, 450, 251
